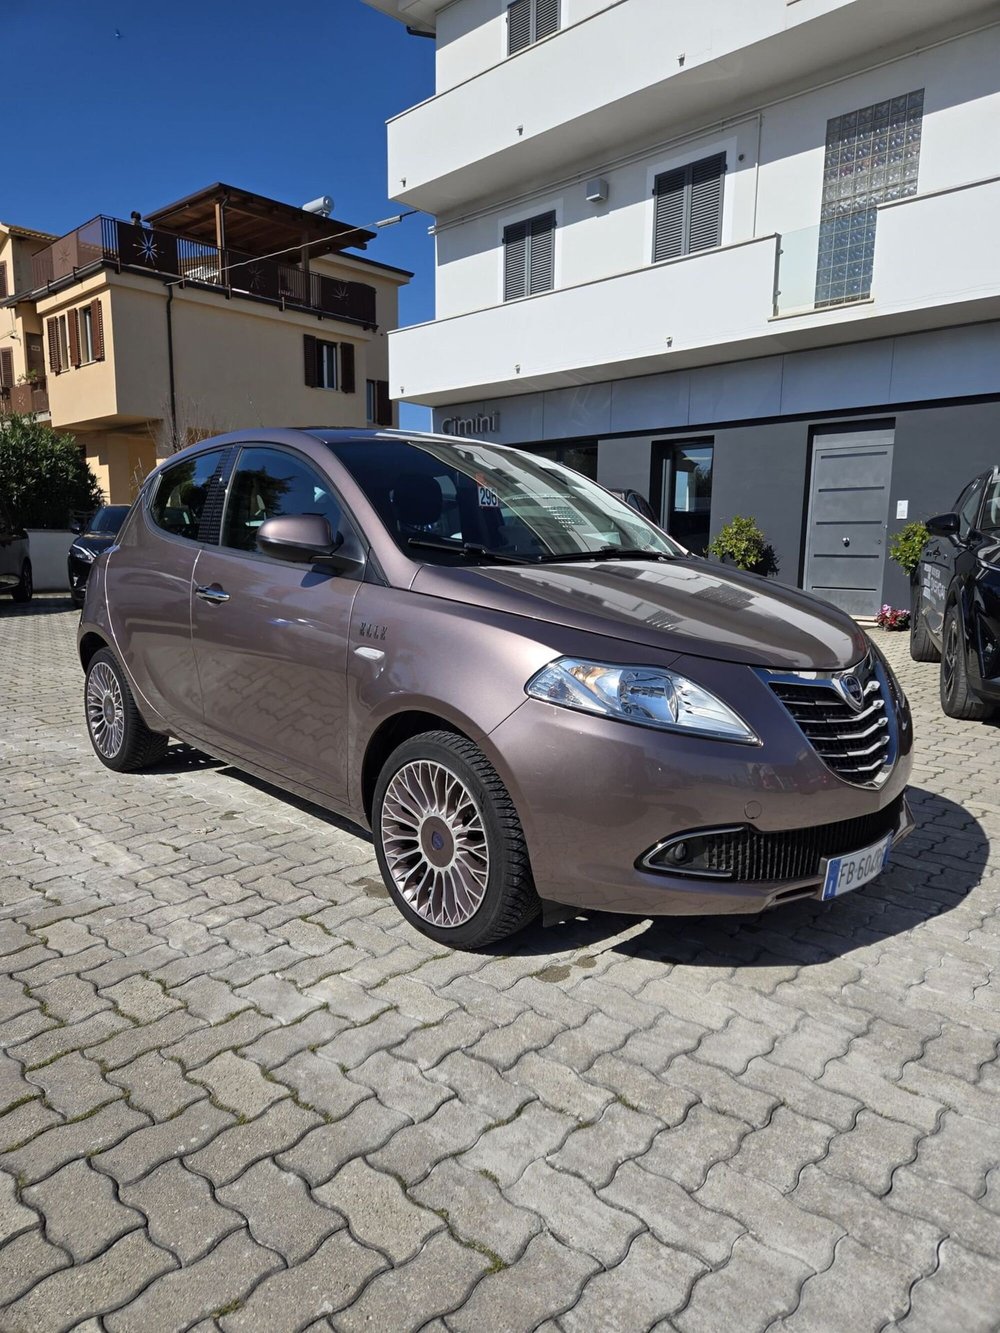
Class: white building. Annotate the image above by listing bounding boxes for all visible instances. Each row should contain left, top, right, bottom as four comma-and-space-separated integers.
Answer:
363, 0, 1000, 614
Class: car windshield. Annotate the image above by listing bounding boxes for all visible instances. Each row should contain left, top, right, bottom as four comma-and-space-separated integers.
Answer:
87, 505, 130, 536
328, 437, 681, 564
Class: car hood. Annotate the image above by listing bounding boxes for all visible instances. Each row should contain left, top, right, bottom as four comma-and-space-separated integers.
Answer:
73, 534, 117, 554
411, 558, 868, 670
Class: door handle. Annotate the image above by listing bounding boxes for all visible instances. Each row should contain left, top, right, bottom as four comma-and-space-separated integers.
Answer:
195, 584, 230, 604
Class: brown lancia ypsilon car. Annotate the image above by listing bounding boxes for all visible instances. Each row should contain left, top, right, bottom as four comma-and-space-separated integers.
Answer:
79, 429, 914, 948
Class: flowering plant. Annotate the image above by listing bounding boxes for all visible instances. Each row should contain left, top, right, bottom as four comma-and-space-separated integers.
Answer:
875, 604, 910, 631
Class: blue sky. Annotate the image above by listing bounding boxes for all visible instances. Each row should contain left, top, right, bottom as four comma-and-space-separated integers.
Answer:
5, 0, 435, 426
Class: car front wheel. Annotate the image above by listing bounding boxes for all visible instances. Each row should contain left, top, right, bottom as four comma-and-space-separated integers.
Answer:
940, 604, 992, 720
373, 730, 540, 948
11, 560, 32, 603
84, 648, 169, 771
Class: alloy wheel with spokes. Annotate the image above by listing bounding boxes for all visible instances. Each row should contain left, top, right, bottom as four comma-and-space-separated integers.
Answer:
381, 758, 490, 928
373, 730, 540, 948
87, 660, 126, 760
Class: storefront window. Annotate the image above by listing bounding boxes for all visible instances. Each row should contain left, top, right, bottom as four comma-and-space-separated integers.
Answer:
518, 442, 598, 480
655, 440, 714, 553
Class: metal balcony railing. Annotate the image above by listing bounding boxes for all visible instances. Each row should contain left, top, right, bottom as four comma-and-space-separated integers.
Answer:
0, 380, 49, 415
30, 217, 377, 327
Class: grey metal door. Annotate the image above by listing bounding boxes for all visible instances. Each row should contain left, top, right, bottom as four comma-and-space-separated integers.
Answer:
804, 429, 894, 617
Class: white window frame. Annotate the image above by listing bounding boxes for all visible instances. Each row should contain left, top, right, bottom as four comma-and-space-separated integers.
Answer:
317, 339, 338, 390
78, 305, 95, 364
56, 315, 69, 373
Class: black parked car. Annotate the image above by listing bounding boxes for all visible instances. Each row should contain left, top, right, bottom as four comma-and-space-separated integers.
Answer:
68, 505, 130, 607
910, 466, 1000, 719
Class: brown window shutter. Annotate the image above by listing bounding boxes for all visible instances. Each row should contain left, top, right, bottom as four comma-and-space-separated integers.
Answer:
0, 347, 13, 390
47, 318, 61, 373
339, 342, 355, 394
303, 334, 318, 387
0, 262, 8, 300
68, 309, 80, 367
90, 298, 105, 360
376, 380, 392, 426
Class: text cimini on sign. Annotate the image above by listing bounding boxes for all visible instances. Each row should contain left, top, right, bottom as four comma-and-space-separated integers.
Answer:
440, 411, 501, 437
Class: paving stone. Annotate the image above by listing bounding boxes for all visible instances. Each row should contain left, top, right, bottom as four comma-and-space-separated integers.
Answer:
186, 1098, 322, 1187
299, 973, 392, 1024
120, 1159, 242, 1263
910, 1107, 1000, 1198
446, 1232, 600, 1333
0, 1227, 71, 1306
170, 975, 253, 1024
820, 1056, 942, 1133
240, 1009, 348, 1070
778, 1235, 919, 1333
695, 1161, 843, 1272
26, 1051, 120, 1119
675, 1234, 811, 1333
822, 1109, 923, 1196
232, 974, 321, 1023
637, 1104, 750, 1192
368, 1097, 492, 1188
314, 1008, 419, 1071
509, 1159, 642, 1267
93, 1100, 233, 1187
425, 1051, 533, 1122
385, 1012, 489, 1072
9, 1011, 132, 1071
1, 1101, 149, 1187
0, 1167, 37, 1244
410, 1158, 541, 1264
29, 976, 111, 1024
220, 1230, 386, 1331
105, 1051, 205, 1118
506, 1050, 615, 1122
275, 1050, 376, 1120
548, 1100, 662, 1189
217, 1158, 342, 1261
601, 1160, 743, 1268
103, 975, 181, 1023
373, 974, 460, 1025
103, 1229, 280, 1333
334, 1228, 489, 1332
84, 1010, 204, 1071
660, 1054, 778, 1127
887, 1166, 1000, 1260
3, 1230, 176, 1333
189, 1050, 287, 1119
23, 1160, 143, 1261
458, 1102, 577, 1189
742, 1055, 861, 1131
315, 1158, 443, 1262
726, 1105, 837, 1193
559, 1231, 706, 1332
164, 1010, 277, 1071
900, 1238, 1000, 1332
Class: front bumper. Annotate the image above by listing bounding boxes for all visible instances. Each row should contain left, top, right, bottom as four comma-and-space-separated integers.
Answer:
483, 653, 913, 918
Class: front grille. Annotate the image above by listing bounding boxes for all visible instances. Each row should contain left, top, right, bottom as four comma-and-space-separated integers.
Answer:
768, 653, 892, 785
643, 796, 903, 883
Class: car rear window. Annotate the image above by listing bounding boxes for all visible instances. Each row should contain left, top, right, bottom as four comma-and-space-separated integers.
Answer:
150, 451, 225, 541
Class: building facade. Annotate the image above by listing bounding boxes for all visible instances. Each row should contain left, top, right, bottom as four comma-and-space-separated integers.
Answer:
2, 184, 410, 504
365, 0, 1000, 615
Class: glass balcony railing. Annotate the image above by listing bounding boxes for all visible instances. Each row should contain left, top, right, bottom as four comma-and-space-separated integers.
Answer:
774, 214, 877, 316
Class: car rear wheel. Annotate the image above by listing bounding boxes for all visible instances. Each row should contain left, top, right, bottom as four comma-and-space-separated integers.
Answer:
373, 730, 540, 948
11, 560, 32, 603
940, 604, 992, 720
908, 587, 939, 662
85, 648, 169, 771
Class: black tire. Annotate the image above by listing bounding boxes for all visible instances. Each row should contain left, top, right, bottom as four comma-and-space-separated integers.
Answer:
908, 586, 939, 662
84, 648, 169, 772
11, 560, 32, 603
940, 604, 992, 721
373, 729, 540, 949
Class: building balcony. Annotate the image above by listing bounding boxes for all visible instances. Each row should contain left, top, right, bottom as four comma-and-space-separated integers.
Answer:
29, 217, 378, 328
0, 379, 49, 416
392, 175, 1000, 406
386, 0, 992, 213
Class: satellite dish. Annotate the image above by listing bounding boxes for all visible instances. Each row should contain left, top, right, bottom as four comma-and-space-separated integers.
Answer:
302, 196, 333, 217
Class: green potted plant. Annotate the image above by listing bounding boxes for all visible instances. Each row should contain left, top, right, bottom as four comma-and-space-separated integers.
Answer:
888, 520, 930, 577
707, 515, 778, 576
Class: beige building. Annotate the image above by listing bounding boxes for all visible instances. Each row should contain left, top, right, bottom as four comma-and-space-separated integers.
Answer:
1, 184, 410, 503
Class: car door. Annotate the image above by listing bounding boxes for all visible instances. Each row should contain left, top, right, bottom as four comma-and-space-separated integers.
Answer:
920, 477, 985, 639
103, 448, 230, 734
190, 443, 363, 807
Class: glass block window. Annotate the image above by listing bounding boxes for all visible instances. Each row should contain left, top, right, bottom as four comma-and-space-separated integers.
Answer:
815, 89, 924, 307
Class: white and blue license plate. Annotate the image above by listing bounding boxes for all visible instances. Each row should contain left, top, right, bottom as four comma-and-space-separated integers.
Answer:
820, 833, 893, 901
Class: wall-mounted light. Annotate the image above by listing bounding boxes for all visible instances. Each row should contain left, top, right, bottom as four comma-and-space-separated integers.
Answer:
585, 178, 609, 204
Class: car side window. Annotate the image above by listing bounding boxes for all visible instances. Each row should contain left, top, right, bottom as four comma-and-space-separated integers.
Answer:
150, 451, 225, 541
956, 478, 986, 543
222, 446, 344, 556
979, 475, 1000, 535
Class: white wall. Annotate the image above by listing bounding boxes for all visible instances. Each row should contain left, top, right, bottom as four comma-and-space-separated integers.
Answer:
431, 24, 1000, 318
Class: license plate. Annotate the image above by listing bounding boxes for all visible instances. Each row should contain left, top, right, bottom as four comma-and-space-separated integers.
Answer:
820, 833, 893, 901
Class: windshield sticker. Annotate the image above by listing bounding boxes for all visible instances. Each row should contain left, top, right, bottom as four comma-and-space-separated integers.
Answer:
478, 485, 500, 508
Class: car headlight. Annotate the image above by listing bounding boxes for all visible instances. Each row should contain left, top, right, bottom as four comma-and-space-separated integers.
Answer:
70, 544, 96, 563
525, 657, 759, 744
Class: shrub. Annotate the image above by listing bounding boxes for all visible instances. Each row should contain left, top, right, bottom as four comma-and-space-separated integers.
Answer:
888, 521, 929, 577
0, 413, 103, 528
707, 515, 778, 575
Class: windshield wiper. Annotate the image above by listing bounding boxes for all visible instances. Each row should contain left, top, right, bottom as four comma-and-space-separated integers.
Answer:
534, 546, 672, 564
406, 537, 538, 565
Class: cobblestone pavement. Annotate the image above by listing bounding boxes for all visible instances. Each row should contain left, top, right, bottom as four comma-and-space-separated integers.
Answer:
1, 597, 999, 1332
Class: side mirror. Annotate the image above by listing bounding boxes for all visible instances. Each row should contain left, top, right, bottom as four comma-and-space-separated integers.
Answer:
257, 514, 364, 573
925, 512, 960, 538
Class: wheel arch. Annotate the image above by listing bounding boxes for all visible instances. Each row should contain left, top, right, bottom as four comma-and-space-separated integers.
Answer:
360, 710, 468, 825
79, 631, 112, 671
